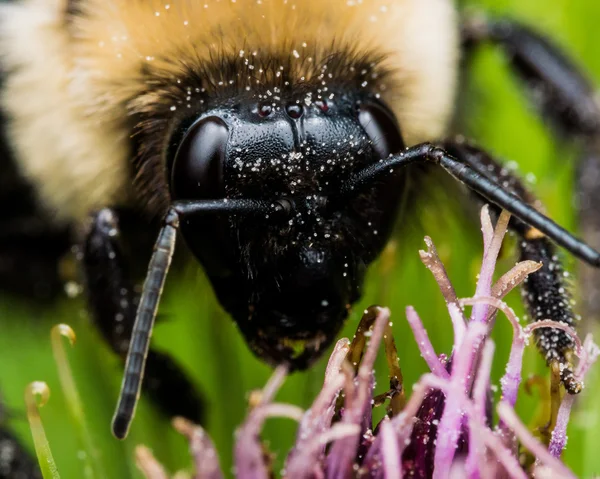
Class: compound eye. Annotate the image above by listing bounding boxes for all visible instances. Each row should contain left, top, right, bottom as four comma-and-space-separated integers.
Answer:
171, 116, 229, 199
357, 100, 405, 159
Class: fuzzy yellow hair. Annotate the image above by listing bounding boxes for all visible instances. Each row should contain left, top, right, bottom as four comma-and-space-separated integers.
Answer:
0, 0, 458, 221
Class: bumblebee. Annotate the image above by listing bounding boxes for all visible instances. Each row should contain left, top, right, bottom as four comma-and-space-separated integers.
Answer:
0, 0, 599, 439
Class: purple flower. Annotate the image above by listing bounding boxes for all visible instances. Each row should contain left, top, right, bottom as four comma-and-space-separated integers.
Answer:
136, 206, 598, 479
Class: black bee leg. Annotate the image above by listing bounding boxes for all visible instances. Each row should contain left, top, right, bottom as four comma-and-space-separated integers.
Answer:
443, 140, 582, 393
81, 209, 204, 429
462, 15, 600, 323
0, 145, 70, 300
461, 14, 600, 138
344, 142, 600, 392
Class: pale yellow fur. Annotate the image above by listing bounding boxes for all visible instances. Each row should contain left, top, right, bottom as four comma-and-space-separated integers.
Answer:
0, 0, 458, 221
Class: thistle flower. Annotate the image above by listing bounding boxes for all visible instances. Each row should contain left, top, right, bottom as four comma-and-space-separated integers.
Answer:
136, 206, 599, 479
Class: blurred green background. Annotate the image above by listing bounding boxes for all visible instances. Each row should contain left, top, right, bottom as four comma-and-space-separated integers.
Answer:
2, 0, 600, 477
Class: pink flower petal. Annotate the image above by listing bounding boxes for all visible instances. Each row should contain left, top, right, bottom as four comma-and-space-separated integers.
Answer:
326, 308, 390, 479
465, 340, 495, 477
497, 402, 576, 479
172, 417, 224, 479
406, 306, 449, 379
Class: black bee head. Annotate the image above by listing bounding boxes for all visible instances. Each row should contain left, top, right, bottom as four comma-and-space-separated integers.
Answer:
168, 89, 405, 369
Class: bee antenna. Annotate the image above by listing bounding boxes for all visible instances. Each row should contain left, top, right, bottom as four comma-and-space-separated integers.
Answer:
341, 143, 600, 268
111, 209, 179, 439
111, 198, 294, 439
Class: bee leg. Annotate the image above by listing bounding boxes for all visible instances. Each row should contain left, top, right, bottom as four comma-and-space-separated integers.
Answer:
461, 14, 600, 138
462, 14, 600, 323
0, 234, 69, 300
0, 140, 70, 299
81, 208, 204, 425
443, 139, 582, 393
344, 140, 598, 388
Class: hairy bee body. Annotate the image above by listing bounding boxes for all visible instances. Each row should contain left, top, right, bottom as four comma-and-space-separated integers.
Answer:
0, 0, 458, 222
1, 0, 599, 440
0, 0, 461, 433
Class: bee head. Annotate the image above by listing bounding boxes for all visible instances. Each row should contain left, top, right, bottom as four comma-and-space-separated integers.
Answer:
167, 90, 405, 369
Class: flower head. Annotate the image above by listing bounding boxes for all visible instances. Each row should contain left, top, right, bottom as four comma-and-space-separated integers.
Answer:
137, 207, 598, 479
